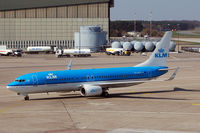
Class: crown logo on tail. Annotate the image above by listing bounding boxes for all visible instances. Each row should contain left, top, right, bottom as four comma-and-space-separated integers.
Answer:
158, 48, 164, 53
155, 48, 168, 58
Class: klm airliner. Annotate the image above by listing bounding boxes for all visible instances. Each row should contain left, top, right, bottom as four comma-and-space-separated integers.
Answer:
7, 32, 179, 100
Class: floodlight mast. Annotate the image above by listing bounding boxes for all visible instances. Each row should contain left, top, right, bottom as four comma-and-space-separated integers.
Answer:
150, 11, 152, 37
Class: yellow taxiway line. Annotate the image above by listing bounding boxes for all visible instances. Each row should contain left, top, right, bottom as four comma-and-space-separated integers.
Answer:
0, 107, 12, 113
192, 104, 200, 106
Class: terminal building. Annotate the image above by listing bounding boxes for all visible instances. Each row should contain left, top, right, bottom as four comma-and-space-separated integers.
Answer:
0, 0, 114, 49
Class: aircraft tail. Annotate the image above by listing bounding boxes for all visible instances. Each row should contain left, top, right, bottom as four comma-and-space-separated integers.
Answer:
136, 31, 172, 67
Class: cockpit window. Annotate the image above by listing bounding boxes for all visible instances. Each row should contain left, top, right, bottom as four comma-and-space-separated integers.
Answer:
15, 79, 25, 82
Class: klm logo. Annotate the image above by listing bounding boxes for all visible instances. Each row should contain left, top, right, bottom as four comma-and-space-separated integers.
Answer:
46, 73, 57, 79
90, 89, 96, 93
155, 48, 168, 58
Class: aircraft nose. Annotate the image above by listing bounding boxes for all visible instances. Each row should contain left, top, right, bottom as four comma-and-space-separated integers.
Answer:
7, 82, 18, 92
7, 81, 16, 87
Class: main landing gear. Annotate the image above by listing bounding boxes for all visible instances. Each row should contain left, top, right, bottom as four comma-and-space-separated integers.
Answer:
24, 95, 30, 101
101, 91, 109, 97
101, 88, 109, 97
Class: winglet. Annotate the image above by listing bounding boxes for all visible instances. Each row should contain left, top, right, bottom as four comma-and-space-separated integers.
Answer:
166, 67, 179, 81
67, 60, 72, 70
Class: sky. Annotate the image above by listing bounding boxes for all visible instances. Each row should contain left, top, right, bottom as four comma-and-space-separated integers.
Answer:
110, 0, 200, 21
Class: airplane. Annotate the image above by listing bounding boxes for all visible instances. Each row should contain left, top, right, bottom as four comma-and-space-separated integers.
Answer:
7, 31, 179, 100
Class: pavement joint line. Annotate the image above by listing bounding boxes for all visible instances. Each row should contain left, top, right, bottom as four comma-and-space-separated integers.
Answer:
108, 128, 197, 133
60, 100, 77, 129
3, 111, 200, 116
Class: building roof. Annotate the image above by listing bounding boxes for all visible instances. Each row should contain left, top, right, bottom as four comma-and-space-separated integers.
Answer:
0, 0, 114, 11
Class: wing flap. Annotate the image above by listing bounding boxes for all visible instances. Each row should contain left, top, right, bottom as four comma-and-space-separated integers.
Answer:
81, 79, 150, 88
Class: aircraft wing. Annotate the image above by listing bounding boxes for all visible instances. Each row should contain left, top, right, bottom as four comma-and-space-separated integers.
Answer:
82, 67, 179, 88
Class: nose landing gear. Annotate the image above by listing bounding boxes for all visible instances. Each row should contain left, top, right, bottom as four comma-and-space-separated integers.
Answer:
18, 93, 30, 101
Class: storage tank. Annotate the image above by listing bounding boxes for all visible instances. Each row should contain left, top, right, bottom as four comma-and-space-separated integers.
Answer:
145, 42, 155, 52
75, 26, 107, 52
134, 42, 144, 52
74, 32, 80, 48
130, 41, 136, 48
120, 41, 125, 46
131, 41, 137, 45
123, 42, 133, 51
169, 41, 176, 52
112, 41, 122, 48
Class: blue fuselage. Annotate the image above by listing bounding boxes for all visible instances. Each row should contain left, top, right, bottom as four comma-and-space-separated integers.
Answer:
8, 66, 168, 87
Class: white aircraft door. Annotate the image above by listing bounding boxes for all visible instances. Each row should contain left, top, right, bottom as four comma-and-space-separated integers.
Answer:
32, 75, 38, 85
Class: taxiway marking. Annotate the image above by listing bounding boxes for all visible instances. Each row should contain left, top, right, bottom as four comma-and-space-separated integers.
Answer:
0, 103, 20, 113
192, 104, 200, 106
0, 106, 12, 113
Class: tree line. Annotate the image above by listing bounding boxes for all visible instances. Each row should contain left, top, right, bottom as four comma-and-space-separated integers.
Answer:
110, 20, 200, 37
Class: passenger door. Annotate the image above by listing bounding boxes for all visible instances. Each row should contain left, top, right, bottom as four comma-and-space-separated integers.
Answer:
148, 71, 152, 78
32, 75, 38, 86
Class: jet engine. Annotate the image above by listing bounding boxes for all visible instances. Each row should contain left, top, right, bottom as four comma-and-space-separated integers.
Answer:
80, 85, 102, 96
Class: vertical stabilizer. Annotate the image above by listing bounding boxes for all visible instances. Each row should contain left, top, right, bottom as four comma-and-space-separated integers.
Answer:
136, 31, 172, 67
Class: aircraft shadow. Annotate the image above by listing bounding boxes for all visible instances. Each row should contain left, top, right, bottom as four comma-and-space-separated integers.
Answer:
31, 94, 82, 101
31, 87, 199, 101
106, 87, 199, 100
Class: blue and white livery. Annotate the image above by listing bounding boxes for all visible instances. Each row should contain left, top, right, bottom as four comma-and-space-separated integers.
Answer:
7, 32, 179, 100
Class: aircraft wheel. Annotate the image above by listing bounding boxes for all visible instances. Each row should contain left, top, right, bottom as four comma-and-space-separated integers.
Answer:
24, 96, 29, 101
101, 91, 109, 97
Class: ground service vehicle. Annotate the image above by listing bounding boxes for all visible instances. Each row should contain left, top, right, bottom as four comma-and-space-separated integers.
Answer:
56, 49, 91, 58
106, 48, 131, 56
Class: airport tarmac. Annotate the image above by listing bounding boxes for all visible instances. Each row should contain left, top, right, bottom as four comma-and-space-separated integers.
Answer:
0, 52, 200, 133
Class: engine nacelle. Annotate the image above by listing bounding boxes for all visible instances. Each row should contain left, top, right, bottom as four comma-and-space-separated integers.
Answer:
80, 85, 102, 96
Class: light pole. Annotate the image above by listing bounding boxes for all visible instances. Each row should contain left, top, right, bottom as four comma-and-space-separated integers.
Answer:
134, 12, 136, 33
150, 11, 152, 37
168, 24, 170, 31
177, 24, 180, 53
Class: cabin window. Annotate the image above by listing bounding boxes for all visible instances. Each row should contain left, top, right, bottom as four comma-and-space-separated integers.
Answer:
15, 79, 25, 82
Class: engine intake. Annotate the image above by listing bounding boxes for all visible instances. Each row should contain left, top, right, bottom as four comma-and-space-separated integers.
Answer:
80, 85, 102, 96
